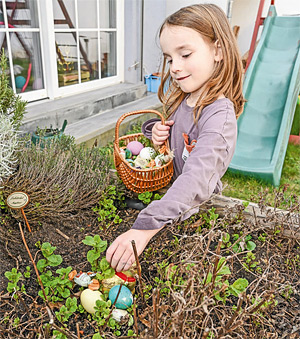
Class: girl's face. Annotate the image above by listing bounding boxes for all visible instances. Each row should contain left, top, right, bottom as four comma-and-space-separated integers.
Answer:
160, 25, 222, 105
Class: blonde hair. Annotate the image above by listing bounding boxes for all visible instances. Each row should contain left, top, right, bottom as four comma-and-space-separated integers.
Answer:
157, 4, 245, 121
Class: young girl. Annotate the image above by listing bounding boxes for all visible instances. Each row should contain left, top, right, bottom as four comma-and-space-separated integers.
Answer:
106, 4, 244, 272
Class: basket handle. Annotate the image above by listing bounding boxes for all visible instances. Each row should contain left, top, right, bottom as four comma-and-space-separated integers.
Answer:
114, 109, 166, 149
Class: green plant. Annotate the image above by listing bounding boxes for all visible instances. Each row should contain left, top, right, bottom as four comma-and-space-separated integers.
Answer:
0, 49, 26, 128
93, 298, 113, 326
93, 185, 123, 228
232, 234, 256, 253
138, 191, 162, 205
204, 257, 249, 304
5, 267, 25, 298
82, 235, 115, 279
0, 191, 7, 211
36, 242, 63, 273
199, 208, 219, 230
55, 297, 77, 323
13, 317, 20, 328
35, 242, 73, 302
243, 252, 259, 271
24, 266, 31, 278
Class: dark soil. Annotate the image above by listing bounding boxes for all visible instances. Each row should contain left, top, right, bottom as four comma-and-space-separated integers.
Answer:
0, 194, 300, 339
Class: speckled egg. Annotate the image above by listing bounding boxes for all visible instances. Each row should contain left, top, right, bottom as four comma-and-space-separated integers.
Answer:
109, 285, 133, 309
139, 147, 156, 161
126, 141, 144, 155
80, 289, 102, 314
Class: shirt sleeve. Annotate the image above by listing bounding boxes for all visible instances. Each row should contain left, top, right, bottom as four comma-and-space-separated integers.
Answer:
141, 118, 160, 139
132, 107, 237, 230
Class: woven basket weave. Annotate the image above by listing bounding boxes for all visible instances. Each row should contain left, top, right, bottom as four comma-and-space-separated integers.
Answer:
114, 110, 174, 193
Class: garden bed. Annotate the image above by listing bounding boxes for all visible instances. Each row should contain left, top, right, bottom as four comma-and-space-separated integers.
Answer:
1, 181, 300, 338
0, 134, 299, 338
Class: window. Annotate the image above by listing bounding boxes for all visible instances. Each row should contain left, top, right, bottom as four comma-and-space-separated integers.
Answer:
0, 0, 46, 101
0, 0, 123, 102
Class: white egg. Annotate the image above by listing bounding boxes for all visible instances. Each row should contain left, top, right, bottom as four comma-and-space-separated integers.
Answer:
80, 289, 102, 314
139, 147, 156, 161
112, 309, 130, 323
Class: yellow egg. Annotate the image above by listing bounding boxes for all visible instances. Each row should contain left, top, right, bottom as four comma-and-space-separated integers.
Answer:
80, 289, 102, 314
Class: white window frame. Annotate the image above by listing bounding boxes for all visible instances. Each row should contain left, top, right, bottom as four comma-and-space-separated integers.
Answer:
39, 0, 124, 100
0, 0, 47, 102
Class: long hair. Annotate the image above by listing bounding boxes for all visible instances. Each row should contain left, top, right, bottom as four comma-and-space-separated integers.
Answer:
157, 4, 245, 121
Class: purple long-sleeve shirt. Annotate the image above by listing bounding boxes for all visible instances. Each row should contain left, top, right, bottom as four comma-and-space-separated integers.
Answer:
132, 97, 237, 230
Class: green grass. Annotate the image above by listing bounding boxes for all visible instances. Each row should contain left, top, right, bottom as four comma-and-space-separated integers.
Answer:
222, 143, 300, 206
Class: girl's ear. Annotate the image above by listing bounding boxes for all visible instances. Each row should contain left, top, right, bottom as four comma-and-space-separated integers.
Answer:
214, 40, 223, 62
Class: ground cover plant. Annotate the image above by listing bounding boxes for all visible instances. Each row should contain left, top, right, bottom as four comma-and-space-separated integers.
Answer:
0, 133, 299, 338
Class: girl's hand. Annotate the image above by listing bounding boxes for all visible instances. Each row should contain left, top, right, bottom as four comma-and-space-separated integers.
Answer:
106, 228, 161, 272
152, 120, 174, 145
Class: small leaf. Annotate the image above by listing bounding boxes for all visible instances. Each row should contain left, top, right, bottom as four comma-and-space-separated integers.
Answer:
246, 241, 256, 251
82, 235, 96, 246
229, 278, 249, 296
36, 259, 47, 272
48, 254, 63, 266
87, 249, 100, 263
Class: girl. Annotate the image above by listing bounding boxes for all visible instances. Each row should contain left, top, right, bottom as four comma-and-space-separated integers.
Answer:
106, 4, 244, 272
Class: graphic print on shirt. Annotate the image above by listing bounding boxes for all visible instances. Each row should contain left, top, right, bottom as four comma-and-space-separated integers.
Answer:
182, 133, 197, 162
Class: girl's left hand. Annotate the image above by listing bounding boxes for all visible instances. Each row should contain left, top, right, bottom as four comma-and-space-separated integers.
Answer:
106, 228, 161, 272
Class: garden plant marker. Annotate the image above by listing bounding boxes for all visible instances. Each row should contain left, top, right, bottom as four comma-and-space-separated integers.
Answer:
6, 191, 31, 232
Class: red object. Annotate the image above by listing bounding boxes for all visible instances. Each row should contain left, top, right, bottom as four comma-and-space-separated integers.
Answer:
115, 271, 136, 283
0, 22, 32, 92
289, 135, 300, 145
245, 0, 275, 72
21, 62, 32, 92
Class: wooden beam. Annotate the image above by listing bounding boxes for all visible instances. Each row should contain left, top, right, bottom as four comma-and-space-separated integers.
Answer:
199, 195, 300, 239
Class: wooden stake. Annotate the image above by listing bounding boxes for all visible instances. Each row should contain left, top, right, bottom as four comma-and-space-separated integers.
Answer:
21, 208, 31, 232
131, 240, 145, 304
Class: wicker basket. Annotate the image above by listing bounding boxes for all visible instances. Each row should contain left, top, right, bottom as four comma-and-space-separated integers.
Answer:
114, 110, 174, 193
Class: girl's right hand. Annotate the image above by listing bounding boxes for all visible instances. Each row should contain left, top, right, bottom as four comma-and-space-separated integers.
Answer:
152, 120, 174, 145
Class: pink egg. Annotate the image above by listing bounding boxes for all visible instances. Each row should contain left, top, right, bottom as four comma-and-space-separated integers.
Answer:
126, 141, 144, 155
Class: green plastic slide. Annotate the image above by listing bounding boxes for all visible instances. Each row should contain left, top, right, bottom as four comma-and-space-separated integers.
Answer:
229, 5, 300, 186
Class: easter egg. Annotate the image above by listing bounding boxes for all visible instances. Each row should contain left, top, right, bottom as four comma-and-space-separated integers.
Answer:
15, 76, 26, 89
120, 149, 126, 159
125, 149, 132, 159
134, 156, 148, 169
126, 159, 135, 167
139, 147, 156, 161
155, 154, 164, 167
80, 289, 102, 314
108, 285, 133, 309
112, 309, 130, 324
126, 141, 144, 155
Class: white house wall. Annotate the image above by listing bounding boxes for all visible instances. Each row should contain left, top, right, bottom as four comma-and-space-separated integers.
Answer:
231, 0, 300, 56
142, 0, 229, 79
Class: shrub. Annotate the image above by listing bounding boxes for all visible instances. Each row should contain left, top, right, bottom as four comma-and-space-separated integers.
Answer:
2, 136, 113, 223
0, 49, 26, 187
